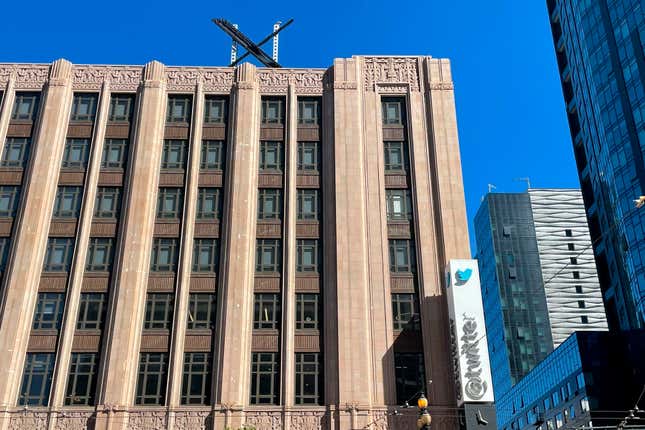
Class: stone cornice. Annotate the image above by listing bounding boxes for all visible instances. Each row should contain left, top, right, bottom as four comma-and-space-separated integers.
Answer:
362, 56, 421, 92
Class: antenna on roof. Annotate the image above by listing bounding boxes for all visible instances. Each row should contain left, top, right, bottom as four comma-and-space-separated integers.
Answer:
272, 21, 281, 62
230, 23, 239, 64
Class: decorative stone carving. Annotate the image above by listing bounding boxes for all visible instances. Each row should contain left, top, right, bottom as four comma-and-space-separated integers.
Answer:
54, 411, 96, 430
72, 66, 143, 91
289, 410, 326, 430
363, 57, 420, 92
429, 82, 454, 91
165, 68, 234, 93
257, 69, 325, 94
244, 411, 282, 430
127, 410, 167, 430
375, 83, 410, 94
174, 410, 211, 430
8, 412, 49, 430
0, 64, 49, 89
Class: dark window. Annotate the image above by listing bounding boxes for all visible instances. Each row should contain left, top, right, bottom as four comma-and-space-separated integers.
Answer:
392, 293, 420, 331
0, 185, 20, 217
297, 239, 319, 273
565, 229, 572, 237
581, 315, 588, 324
578, 300, 586, 309
382, 98, 404, 125
157, 187, 184, 218
135, 353, 168, 405
575, 285, 583, 294
298, 98, 319, 125
295, 353, 322, 404
12, 93, 40, 121
384, 141, 408, 172
187, 294, 216, 330
161, 140, 188, 170
386, 189, 412, 220
250, 352, 279, 404
568, 243, 575, 251
259, 141, 283, 171
70, 94, 98, 122
150, 238, 178, 272
570, 257, 578, 265
253, 293, 281, 330
573, 271, 580, 279
297, 189, 319, 220
196, 187, 221, 219
261, 98, 284, 125
394, 352, 425, 405
255, 239, 281, 272
64, 353, 98, 405
0, 238, 10, 272
94, 187, 121, 218
62, 138, 90, 169
53, 186, 82, 218
86, 238, 114, 272
18, 353, 54, 406
258, 189, 282, 220
166, 95, 192, 123
204, 97, 227, 124
389, 239, 416, 273
200, 140, 224, 170
76, 293, 107, 330
296, 293, 319, 330
1, 137, 31, 167
108, 94, 134, 122
101, 138, 128, 168
144, 293, 174, 330
192, 239, 219, 273
181, 352, 212, 405
44, 238, 74, 272
297, 142, 319, 172
32, 293, 65, 330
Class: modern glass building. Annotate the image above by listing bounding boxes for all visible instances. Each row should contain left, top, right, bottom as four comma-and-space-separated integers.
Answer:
547, 0, 645, 330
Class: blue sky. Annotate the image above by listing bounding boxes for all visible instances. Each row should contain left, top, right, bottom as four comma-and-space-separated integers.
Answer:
0, 0, 578, 250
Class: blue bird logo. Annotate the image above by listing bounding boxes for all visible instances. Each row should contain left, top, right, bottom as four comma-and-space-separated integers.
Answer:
455, 268, 472, 285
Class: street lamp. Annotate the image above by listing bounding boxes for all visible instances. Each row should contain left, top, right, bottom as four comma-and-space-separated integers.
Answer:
416, 393, 431, 429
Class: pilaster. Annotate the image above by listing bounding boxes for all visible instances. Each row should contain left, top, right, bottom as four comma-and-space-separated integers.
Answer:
0, 76, 16, 156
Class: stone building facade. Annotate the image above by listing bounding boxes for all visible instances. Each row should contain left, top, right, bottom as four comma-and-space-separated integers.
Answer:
0, 56, 470, 429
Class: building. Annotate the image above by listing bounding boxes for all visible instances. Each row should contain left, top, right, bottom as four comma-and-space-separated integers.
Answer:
474, 189, 606, 399
496, 330, 645, 430
0, 56, 471, 430
547, 0, 645, 330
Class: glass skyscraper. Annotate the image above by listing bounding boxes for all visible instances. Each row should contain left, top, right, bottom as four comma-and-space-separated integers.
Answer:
547, 0, 645, 329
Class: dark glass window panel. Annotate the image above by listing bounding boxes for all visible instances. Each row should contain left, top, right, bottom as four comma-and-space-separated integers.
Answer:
258, 189, 283, 220
12, 93, 40, 121
108, 94, 135, 122
386, 189, 413, 221
18, 353, 54, 406
196, 187, 221, 219
156, 187, 184, 219
392, 293, 420, 331
166, 95, 192, 123
298, 99, 319, 125
250, 352, 279, 404
161, 140, 188, 169
181, 352, 212, 405
94, 187, 122, 218
187, 294, 216, 330
297, 142, 320, 172
62, 138, 90, 169
261, 98, 284, 124
383, 141, 409, 172
259, 141, 284, 171
394, 352, 425, 405
295, 353, 322, 404
255, 239, 281, 272
200, 140, 224, 170
144, 293, 174, 330
135, 353, 168, 405
86, 238, 114, 272
204, 97, 227, 124
32, 293, 65, 330
150, 238, 178, 272
253, 293, 281, 330
192, 239, 219, 272
296, 293, 319, 330
43, 237, 75, 272
70, 94, 98, 122
64, 353, 98, 405
0, 185, 20, 217
53, 186, 83, 218
297, 239, 319, 273
389, 239, 416, 273
76, 293, 107, 330
2, 137, 31, 167
101, 138, 128, 168
0, 238, 10, 272
382, 98, 404, 125
297, 189, 319, 220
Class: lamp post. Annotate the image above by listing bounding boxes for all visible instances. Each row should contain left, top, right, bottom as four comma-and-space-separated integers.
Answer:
416, 393, 431, 429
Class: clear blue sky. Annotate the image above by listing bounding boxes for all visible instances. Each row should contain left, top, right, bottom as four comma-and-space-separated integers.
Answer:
0, 0, 578, 250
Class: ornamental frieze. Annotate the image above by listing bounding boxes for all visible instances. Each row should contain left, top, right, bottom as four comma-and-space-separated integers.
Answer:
73, 66, 143, 91
0, 64, 49, 89
257, 69, 325, 94
166, 68, 234, 93
363, 57, 421, 92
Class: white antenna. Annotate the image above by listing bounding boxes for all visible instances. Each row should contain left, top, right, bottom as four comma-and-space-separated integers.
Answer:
230, 23, 239, 64
272, 21, 281, 62
488, 184, 497, 193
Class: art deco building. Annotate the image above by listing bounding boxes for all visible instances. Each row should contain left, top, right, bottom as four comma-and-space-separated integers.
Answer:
0, 56, 470, 430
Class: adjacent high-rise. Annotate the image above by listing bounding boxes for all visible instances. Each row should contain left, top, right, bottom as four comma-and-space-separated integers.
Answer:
547, 0, 645, 330
0, 56, 471, 430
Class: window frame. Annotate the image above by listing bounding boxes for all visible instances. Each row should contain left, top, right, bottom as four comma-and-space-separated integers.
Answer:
150, 238, 179, 272
161, 139, 188, 170
53, 186, 83, 218
181, 352, 212, 405
70, 93, 98, 122
200, 140, 225, 170
32, 292, 65, 330
295, 293, 319, 330
1, 137, 31, 167
135, 353, 168, 405
166, 95, 192, 123
297, 189, 320, 221
389, 239, 416, 273
297, 98, 319, 125
259, 141, 284, 172
85, 238, 114, 272
64, 353, 98, 406
187, 294, 216, 330
386, 189, 413, 221
43, 237, 75, 272
261, 98, 284, 125
108, 94, 135, 122
253, 293, 281, 330
94, 187, 122, 218
295, 352, 322, 405
296, 239, 320, 273
255, 239, 281, 273
258, 188, 283, 220
62, 138, 90, 169
249, 352, 279, 404
0, 185, 20, 217
12, 93, 40, 121
392, 293, 420, 331
192, 239, 219, 273
156, 187, 184, 219
19, 353, 55, 406
203, 97, 227, 124
76, 293, 107, 330
196, 187, 221, 220
101, 138, 128, 169
383, 141, 409, 173
144, 293, 174, 330
297, 141, 320, 172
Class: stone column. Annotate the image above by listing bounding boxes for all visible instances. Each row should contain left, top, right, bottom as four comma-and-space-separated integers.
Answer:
0, 75, 16, 154
213, 63, 259, 429
0, 59, 74, 429
95, 61, 166, 430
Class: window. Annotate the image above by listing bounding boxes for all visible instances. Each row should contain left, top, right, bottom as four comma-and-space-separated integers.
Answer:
576, 373, 585, 389
12, 93, 40, 121
204, 97, 227, 124
32, 293, 65, 330
196, 187, 221, 219
556, 413, 563, 428
144, 293, 174, 330
258, 189, 282, 220
0, 238, 10, 272
53, 186, 82, 218
296, 293, 319, 330
297, 142, 320, 172
1, 137, 31, 167
295, 353, 321, 404
101, 138, 128, 168
570, 257, 578, 265
580, 396, 589, 412
575, 285, 583, 294
18, 353, 54, 406
297, 239, 319, 272
157, 187, 184, 218
544, 397, 551, 410
70, 94, 98, 122
581, 315, 588, 323
94, 187, 121, 218
573, 271, 580, 279
0, 186, 20, 217
200, 140, 224, 170
384, 141, 408, 172
250, 352, 279, 404
161, 139, 188, 170
181, 352, 211, 405
76, 293, 107, 330
108, 94, 134, 122
389, 239, 416, 273
298, 98, 319, 125
43, 238, 74, 272
565, 229, 572, 237
253, 293, 281, 330
552, 391, 560, 406
65, 353, 98, 405
261, 98, 284, 124
135, 353, 168, 405
86, 238, 114, 272
62, 138, 90, 169
187, 294, 216, 330
297, 189, 319, 220
392, 293, 420, 331
568, 243, 575, 251
394, 352, 425, 405
578, 300, 586, 308
386, 189, 412, 220
255, 239, 281, 272
150, 238, 178, 272
192, 239, 219, 273
382, 98, 404, 125
166, 95, 192, 123
259, 141, 283, 171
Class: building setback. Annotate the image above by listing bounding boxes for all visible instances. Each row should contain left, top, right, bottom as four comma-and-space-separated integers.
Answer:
0, 57, 470, 430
